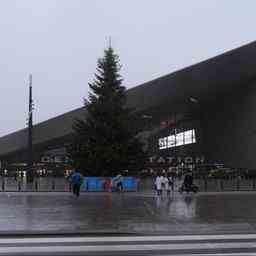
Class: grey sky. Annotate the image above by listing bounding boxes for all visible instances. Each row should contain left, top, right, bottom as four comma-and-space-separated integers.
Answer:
0, 0, 255, 136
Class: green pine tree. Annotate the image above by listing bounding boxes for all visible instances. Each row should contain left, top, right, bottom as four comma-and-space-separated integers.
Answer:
69, 47, 146, 176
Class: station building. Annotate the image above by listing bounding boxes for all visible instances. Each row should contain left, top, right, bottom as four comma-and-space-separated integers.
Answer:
1, 41, 256, 173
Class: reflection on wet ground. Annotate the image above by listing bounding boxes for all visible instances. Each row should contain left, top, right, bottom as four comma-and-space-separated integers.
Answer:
0, 192, 255, 234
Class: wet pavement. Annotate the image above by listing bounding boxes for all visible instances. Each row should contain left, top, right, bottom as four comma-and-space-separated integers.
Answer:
0, 191, 255, 235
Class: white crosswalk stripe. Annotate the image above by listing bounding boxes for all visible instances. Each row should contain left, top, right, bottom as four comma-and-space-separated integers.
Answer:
1, 234, 256, 255
2, 233, 256, 244
163, 254, 256, 256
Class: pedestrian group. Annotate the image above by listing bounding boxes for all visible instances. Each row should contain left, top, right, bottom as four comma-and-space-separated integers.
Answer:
155, 173, 173, 196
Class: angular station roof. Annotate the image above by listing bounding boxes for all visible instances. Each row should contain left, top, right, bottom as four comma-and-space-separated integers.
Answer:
1, 41, 256, 157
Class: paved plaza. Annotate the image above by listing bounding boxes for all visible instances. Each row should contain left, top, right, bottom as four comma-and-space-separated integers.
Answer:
0, 191, 254, 254
0, 191, 254, 235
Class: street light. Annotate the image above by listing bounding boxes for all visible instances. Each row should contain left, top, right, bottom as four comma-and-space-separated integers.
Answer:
141, 114, 152, 119
189, 97, 199, 104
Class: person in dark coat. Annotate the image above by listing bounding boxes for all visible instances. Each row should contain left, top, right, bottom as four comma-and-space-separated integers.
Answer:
184, 171, 193, 189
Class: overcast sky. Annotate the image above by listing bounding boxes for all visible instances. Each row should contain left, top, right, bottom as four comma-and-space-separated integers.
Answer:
0, 0, 255, 136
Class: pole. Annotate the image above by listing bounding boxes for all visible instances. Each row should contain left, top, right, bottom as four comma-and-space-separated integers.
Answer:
174, 112, 177, 165
27, 74, 34, 183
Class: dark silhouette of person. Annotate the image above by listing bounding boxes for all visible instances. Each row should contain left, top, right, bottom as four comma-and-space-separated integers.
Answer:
184, 172, 193, 189
70, 170, 83, 197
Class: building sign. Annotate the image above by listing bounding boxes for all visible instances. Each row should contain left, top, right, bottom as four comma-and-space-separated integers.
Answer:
147, 155, 205, 165
41, 147, 69, 163
159, 129, 196, 150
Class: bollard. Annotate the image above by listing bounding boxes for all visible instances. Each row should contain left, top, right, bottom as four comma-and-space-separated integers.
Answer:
52, 179, 55, 191
220, 179, 224, 191
204, 178, 208, 192
18, 181, 21, 191
199, 176, 202, 191
236, 178, 240, 191
35, 180, 38, 191
2, 180, 5, 191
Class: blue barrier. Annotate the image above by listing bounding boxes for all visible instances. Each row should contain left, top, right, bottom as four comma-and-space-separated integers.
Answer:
81, 176, 138, 192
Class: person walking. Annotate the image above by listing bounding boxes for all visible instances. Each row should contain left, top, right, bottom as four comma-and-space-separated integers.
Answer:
114, 173, 124, 193
162, 173, 170, 196
14, 171, 18, 182
163, 173, 173, 196
155, 173, 164, 196
71, 170, 83, 197
183, 171, 193, 190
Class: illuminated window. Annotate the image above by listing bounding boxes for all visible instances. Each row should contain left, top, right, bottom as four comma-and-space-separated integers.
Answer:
158, 129, 196, 150
176, 132, 184, 146
167, 135, 175, 148
159, 137, 168, 149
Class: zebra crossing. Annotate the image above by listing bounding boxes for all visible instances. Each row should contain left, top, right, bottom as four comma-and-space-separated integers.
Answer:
1, 234, 256, 255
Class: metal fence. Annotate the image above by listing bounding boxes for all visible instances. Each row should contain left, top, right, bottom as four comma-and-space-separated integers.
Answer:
1, 176, 256, 192
194, 177, 256, 192
139, 176, 256, 192
0, 177, 71, 192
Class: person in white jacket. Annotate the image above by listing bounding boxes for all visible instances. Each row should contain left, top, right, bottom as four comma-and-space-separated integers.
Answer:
155, 173, 164, 196
163, 173, 173, 196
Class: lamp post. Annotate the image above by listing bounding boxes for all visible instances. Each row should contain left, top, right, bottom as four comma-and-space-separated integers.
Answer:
189, 97, 199, 146
174, 112, 177, 165
188, 97, 200, 172
27, 74, 34, 183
